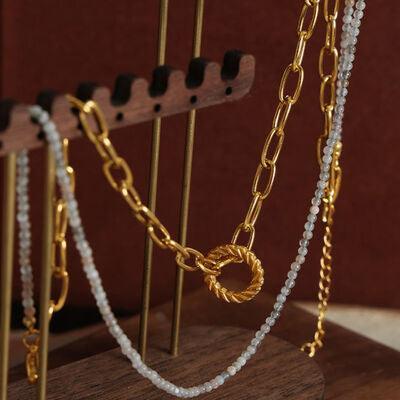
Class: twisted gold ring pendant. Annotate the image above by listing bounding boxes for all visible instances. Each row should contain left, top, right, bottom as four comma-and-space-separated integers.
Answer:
202, 244, 264, 303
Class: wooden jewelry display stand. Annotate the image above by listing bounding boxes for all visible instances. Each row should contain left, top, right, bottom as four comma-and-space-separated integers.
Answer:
1, 51, 324, 399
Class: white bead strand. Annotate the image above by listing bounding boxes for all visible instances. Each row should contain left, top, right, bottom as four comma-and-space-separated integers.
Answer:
16, 150, 37, 324
19, 3, 367, 397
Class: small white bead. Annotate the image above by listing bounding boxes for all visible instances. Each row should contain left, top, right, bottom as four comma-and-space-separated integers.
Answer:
265, 317, 275, 326
205, 382, 213, 392
303, 231, 313, 240
304, 221, 314, 232
261, 323, 271, 334
296, 255, 305, 264
255, 330, 265, 340
38, 111, 49, 124
277, 293, 287, 303
298, 246, 308, 256
356, 1, 366, 10
215, 375, 224, 386
232, 361, 242, 372
237, 356, 246, 367
281, 286, 291, 296
285, 278, 296, 289
310, 205, 319, 215
287, 270, 297, 280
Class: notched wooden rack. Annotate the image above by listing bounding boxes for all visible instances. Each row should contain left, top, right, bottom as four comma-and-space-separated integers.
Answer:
0, 50, 255, 157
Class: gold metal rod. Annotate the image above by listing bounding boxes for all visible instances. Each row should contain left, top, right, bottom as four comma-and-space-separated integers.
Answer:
192, 0, 205, 59
138, 0, 169, 360
37, 145, 55, 400
0, 153, 17, 400
170, 0, 205, 356
157, 0, 169, 66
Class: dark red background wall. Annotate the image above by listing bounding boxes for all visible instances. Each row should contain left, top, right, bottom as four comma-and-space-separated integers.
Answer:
2, 0, 399, 313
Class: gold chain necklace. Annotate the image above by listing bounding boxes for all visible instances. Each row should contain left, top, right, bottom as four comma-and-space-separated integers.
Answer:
67, 0, 325, 304
301, 141, 341, 357
301, 0, 342, 357
21, 139, 74, 383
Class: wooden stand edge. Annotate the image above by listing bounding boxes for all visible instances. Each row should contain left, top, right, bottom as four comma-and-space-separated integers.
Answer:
0, 50, 255, 157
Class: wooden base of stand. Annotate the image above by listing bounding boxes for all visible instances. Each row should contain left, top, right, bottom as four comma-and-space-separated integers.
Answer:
9, 326, 324, 399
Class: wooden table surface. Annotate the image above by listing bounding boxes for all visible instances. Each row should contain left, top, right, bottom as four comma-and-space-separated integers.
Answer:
10, 283, 400, 399
10, 326, 325, 399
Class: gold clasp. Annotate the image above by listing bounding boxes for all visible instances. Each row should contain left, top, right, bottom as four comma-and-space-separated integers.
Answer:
328, 141, 342, 203
22, 329, 40, 384
25, 351, 39, 384
301, 342, 317, 358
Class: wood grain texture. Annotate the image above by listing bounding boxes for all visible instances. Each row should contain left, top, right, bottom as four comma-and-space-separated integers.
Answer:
0, 51, 255, 157
9, 283, 400, 399
9, 326, 324, 400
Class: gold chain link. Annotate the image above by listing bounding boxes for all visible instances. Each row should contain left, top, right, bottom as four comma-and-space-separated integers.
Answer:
21, 328, 39, 384
66, 1, 322, 303
22, 138, 74, 383
233, 0, 320, 249
65, 96, 202, 269
49, 138, 73, 315
302, 0, 341, 358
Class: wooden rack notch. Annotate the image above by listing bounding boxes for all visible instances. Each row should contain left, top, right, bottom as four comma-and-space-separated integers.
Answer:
0, 50, 255, 157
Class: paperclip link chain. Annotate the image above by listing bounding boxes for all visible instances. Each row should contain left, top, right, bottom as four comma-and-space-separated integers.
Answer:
317, 0, 340, 166
65, 0, 321, 290
302, 0, 341, 357
233, 0, 320, 249
49, 138, 74, 316
20, 139, 74, 384
65, 96, 212, 275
